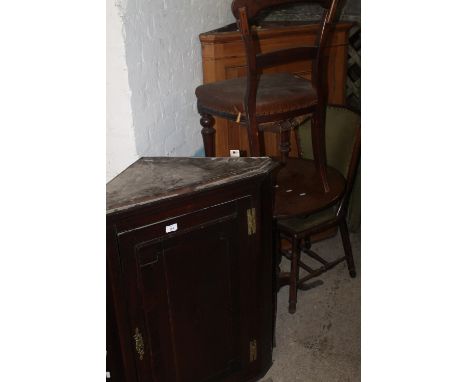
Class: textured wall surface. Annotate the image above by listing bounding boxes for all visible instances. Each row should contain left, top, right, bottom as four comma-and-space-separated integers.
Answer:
121, 0, 234, 157
107, 0, 139, 182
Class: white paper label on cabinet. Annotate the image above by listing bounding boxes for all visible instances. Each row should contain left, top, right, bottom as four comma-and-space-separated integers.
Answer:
166, 223, 178, 233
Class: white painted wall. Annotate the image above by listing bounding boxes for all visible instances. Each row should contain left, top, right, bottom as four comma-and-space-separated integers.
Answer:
106, 0, 139, 182
122, 0, 234, 157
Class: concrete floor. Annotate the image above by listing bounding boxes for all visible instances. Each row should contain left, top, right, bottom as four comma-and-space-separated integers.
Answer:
261, 232, 361, 382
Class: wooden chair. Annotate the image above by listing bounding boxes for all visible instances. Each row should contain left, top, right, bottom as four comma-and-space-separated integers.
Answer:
195, 0, 343, 193
276, 106, 361, 313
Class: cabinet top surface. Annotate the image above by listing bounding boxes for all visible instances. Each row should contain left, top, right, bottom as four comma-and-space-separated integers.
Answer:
106, 157, 276, 215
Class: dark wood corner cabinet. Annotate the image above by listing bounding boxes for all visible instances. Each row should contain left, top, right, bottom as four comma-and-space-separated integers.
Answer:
107, 157, 277, 382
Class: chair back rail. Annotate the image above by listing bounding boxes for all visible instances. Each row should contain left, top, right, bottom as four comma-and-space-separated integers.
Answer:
256, 47, 319, 70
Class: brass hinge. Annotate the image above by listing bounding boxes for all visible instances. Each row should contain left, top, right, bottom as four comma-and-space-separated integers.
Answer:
249, 339, 257, 362
247, 208, 256, 235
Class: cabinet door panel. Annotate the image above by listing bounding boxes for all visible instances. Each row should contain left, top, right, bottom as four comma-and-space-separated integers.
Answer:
119, 200, 251, 382
160, 221, 241, 381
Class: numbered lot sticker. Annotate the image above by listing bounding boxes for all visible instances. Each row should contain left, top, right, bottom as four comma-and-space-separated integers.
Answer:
166, 223, 178, 233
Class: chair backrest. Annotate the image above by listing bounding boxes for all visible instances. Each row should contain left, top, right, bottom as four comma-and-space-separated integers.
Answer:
298, 106, 360, 210
231, 0, 342, 155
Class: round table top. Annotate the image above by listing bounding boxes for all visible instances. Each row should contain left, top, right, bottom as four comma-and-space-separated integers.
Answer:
273, 158, 346, 219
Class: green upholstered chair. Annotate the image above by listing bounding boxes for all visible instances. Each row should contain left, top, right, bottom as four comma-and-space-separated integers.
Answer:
278, 105, 361, 313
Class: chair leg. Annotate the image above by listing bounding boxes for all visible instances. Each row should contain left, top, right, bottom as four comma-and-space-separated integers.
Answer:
293, 127, 303, 159
339, 219, 356, 278
273, 228, 283, 286
200, 113, 216, 157
288, 237, 300, 314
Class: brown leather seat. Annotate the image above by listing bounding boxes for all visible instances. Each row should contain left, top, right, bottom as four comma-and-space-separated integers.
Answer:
196, 73, 317, 122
